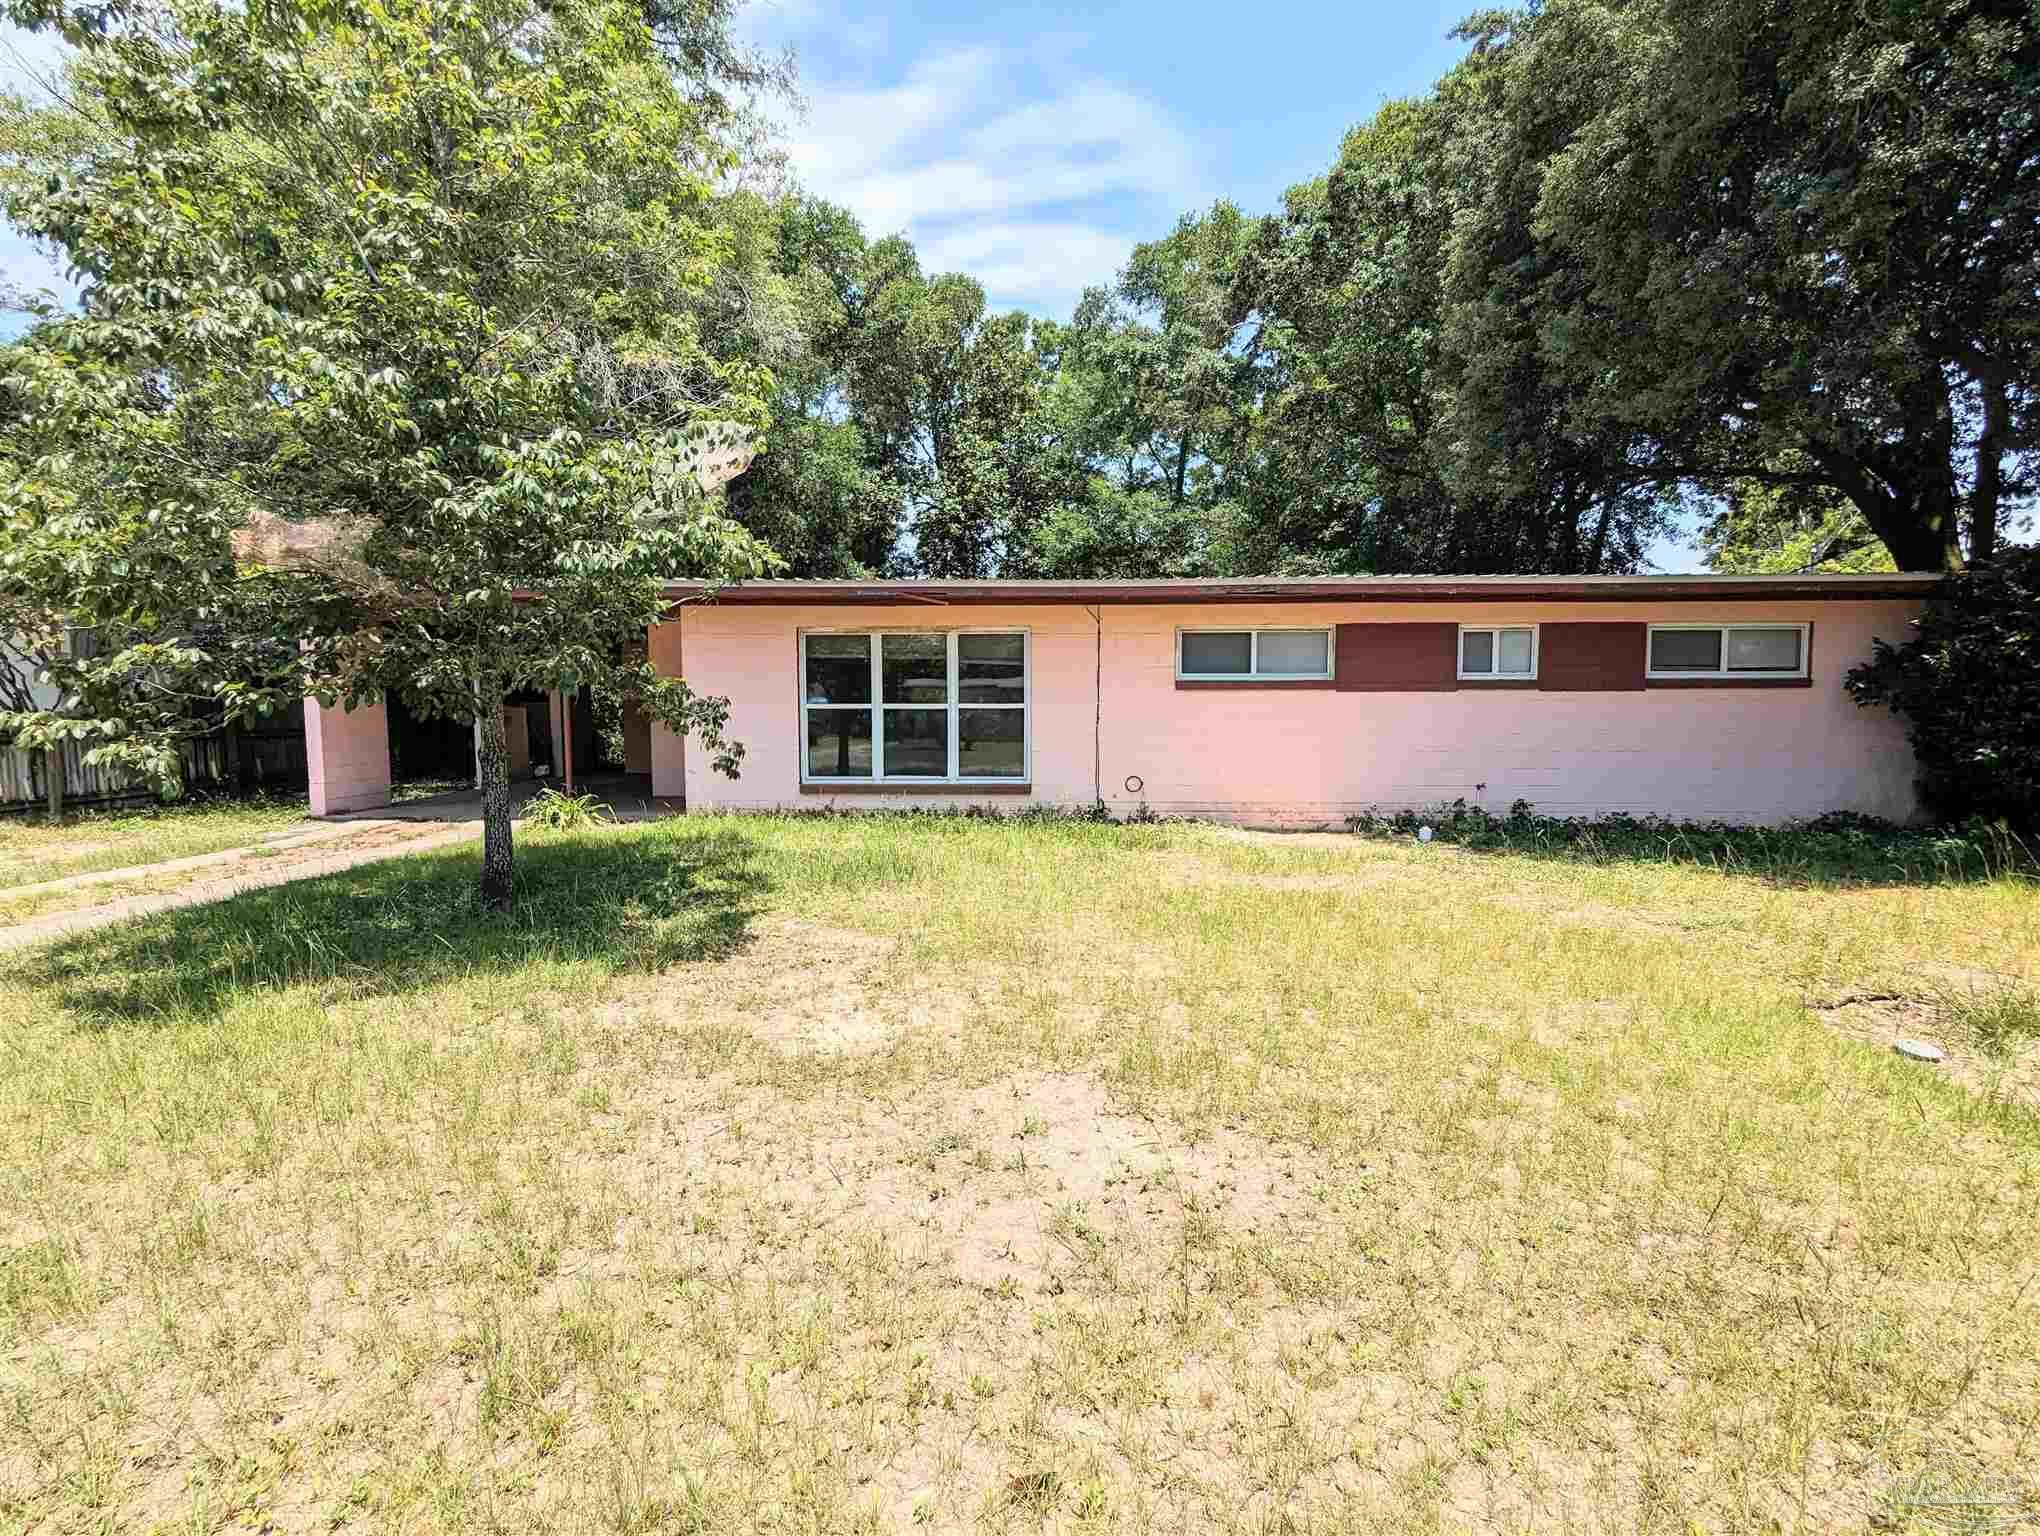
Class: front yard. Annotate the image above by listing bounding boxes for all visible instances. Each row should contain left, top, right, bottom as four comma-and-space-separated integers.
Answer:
1, 814, 2036, 1533
0, 795, 311, 892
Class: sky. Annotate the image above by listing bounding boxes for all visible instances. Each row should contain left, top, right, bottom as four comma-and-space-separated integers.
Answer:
0, 2, 1704, 568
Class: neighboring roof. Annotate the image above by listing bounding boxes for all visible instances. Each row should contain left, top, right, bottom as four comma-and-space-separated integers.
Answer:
659, 573, 1942, 606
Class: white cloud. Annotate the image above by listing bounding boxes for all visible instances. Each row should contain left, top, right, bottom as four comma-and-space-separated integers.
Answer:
786, 47, 1197, 316
914, 221, 1135, 308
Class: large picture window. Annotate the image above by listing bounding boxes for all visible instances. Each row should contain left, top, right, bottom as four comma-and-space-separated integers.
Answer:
801, 630, 1028, 782
1646, 623, 1808, 680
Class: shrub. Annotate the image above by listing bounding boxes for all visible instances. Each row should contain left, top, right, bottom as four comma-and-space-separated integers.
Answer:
1845, 547, 2040, 826
523, 787, 615, 830
1342, 799, 2032, 884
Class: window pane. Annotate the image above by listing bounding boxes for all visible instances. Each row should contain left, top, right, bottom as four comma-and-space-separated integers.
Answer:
1726, 627, 1801, 672
882, 632, 949, 704
1181, 631, 1252, 675
1461, 630, 1494, 674
1497, 628, 1535, 675
959, 632, 1025, 703
1650, 629, 1723, 672
805, 708, 872, 778
1256, 630, 1329, 675
882, 708, 949, 776
959, 708, 1025, 777
804, 634, 871, 704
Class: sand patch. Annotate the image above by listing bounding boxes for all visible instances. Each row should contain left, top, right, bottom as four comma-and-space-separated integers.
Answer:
1809, 988, 2040, 1110
605, 914, 907, 1055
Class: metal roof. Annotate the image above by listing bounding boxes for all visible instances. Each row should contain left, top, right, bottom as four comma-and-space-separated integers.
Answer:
659, 573, 1942, 606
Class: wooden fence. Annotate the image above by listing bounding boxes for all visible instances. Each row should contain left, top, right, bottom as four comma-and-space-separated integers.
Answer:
0, 728, 299, 813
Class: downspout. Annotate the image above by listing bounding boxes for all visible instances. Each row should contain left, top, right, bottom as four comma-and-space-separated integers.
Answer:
1088, 605, 1102, 811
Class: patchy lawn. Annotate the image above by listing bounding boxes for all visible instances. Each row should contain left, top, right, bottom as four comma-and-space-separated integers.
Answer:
0, 794, 310, 891
1, 814, 2036, 1534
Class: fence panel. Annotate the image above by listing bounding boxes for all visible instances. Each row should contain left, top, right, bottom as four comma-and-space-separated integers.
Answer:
0, 734, 241, 813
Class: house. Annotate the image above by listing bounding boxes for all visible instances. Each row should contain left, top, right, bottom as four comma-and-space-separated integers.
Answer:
296, 572, 1938, 825
640, 573, 1938, 826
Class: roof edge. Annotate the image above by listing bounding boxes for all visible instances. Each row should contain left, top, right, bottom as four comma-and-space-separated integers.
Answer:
658, 574, 1943, 607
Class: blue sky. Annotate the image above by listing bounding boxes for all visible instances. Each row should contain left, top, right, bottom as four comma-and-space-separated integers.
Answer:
0, 3, 1704, 568
738, 0, 1476, 319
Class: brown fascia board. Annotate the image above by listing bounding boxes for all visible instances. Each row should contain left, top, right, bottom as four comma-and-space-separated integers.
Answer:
656, 575, 1944, 607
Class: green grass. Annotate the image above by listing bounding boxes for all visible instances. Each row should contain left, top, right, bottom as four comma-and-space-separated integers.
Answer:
1, 813, 2037, 1533
0, 793, 310, 891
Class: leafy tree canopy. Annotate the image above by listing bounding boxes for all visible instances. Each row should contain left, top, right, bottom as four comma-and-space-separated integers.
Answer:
0, 0, 776, 905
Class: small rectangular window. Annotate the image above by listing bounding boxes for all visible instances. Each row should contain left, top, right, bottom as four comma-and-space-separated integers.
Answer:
1647, 624, 1807, 679
1458, 625, 1537, 680
1177, 628, 1332, 681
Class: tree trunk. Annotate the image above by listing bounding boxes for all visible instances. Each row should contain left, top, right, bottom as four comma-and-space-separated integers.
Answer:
474, 691, 514, 913
1585, 498, 1616, 574
42, 745, 62, 821
1970, 374, 2009, 565
1873, 485, 1965, 573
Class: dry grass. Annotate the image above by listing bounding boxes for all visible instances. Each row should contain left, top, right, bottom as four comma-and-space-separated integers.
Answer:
1, 814, 2037, 1534
0, 795, 309, 891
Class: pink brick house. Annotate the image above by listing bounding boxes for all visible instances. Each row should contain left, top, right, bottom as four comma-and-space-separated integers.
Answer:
637, 574, 1937, 826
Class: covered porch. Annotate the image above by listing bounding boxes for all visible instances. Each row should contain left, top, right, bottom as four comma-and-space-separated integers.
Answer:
304, 633, 686, 818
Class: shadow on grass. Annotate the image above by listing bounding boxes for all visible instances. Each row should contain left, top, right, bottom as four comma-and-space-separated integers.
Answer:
25, 825, 772, 1028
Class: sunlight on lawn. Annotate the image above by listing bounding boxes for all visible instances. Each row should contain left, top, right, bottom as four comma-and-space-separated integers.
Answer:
0, 815, 2035, 1533
0, 795, 310, 891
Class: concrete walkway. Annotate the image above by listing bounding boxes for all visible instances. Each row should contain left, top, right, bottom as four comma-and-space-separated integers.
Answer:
0, 774, 686, 954
355, 772, 680, 824
0, 820, 484, 953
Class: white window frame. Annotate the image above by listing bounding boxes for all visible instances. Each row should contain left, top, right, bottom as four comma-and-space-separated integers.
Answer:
799, 628, 1031, 784
1175, 626, 1334, 682
1457, 624, 1539, 682
1645, 622, 1810, 681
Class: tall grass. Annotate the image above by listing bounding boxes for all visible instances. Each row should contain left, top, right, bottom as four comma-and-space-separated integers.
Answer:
0, 813, 2034, 1532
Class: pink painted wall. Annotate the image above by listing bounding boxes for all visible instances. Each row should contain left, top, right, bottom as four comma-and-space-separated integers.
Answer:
647, 621, 687, 799
304, 696, 390, 816
667, 599, 1923, 826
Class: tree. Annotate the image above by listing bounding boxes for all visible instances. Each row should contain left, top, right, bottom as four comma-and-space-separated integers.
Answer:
0, 0, 776, 909
1847, 547, 2040, 824
1228, 88, 1679, 576
1699, 457, 1897, 574
717, 195, 900, 576
1454, 0, 2040, 571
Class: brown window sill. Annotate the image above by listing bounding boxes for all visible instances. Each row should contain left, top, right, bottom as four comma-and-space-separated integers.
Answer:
1332, 682, 1460, 692
799, 782, 1032, 795
1176, 679, 1338, 690
1644, 677, 1813, 689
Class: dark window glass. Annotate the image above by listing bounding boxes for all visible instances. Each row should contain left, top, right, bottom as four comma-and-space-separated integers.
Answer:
882, 708, 949, 776
805, 709, 872, 778
959, 632, 1025, 703
1181, 631, 1252, 675
1649, 629, 1724, 672
959, 709, 1025, 777
882, 633, 949, 704
1461, 631, 1495, 674
804, 634, 871, 704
